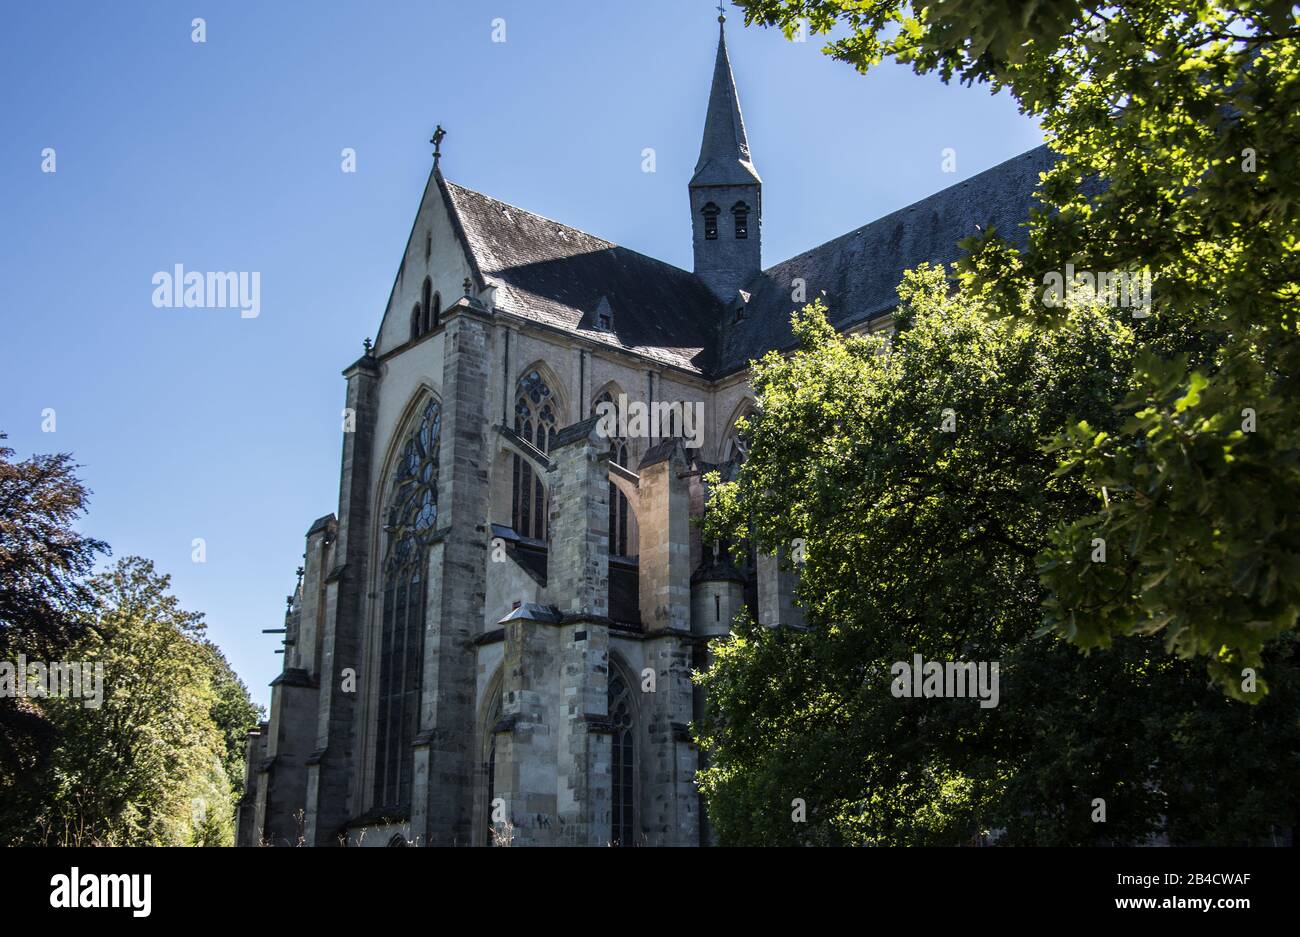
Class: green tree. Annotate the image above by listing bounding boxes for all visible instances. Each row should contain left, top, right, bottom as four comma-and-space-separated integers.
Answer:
0, 434, 108, 825
734, 0, 1300, 692
698, 274, 1300, 844
20, 558, 250, 846
197, 639, 264, 801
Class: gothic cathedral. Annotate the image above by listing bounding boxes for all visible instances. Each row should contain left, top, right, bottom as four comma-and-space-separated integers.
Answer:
238, 16, 1049, 847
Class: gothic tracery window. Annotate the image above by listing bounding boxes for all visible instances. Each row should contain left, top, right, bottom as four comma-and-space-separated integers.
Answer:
593, 391, 631, 557
608, 667, 635, 847
484, 688, 502, 846
374, 398, 441, 812
723, 412, 758, 613
512, 370, 558, 540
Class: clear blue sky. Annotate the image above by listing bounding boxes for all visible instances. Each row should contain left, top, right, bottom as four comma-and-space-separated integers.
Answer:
0, 0, 1042, 708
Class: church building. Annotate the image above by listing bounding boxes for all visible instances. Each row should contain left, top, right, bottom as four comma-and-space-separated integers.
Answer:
237, 15, 1050, 847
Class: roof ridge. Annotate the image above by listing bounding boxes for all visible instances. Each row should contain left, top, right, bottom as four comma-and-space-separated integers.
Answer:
763, 145, 1052, 274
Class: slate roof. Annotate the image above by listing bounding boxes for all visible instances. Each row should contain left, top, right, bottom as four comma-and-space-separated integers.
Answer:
441, 179, 721, 374
438, 145, 1052, 380
692, 19, 761, 188
715, 145, 1057, 375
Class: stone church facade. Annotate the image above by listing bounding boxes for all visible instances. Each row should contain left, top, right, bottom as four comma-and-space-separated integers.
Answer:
237, 18, 1050, 847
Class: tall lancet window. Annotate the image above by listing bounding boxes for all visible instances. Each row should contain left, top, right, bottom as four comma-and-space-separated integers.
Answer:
724, 413, 758, 612
608, 667, 635, 846
702, 202, 719, 241
732, 201, 750, 239
593, 391, 631, 557
512, 370, 557, 540
483, 689, 502, 846
374, 398, 441, 812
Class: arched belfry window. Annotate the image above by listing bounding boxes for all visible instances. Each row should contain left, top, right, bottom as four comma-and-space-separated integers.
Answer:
732, 201, 750, 240
702, 202, 719, 241
593, 391, 631, 557
608, 667, 635, 847
374, 398, 441, 812
430, 291, 441, 330
410, 303, 421, 342
512, 370, 558, 541
420, 278, 433, 334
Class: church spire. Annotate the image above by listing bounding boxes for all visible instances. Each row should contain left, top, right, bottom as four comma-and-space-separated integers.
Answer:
691, 9, 760, 187
689, 7, 762, 304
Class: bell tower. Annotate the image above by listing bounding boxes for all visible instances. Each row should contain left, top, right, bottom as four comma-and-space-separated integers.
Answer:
689, 11, 762, 304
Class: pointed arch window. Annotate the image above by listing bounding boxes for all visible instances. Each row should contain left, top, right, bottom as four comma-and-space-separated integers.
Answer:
484, 689, 502, 846
724, 416, 751, 471
430, 291, 441, 330
702, 202, 720, 241
593, 391, 631, 557
608, 667, 635, 846
732, 201, 749, 240
723, 410, 758, 613
410, 303, 422, 342
374, 398, 441, 812
512, 370, 558, 540
420, 278, 433, 334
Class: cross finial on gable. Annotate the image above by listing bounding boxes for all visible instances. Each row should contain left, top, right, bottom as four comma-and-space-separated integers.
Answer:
431, 124, 446, 165
362, 337, 373, 355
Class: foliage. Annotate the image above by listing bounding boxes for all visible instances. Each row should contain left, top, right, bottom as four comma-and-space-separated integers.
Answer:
0, 434, 109, 822
197, 639, 264, 800
0, 435, 260, 844
697, 279, 1300, 844
735, 0, 1300, 691
9, 558, 244, 846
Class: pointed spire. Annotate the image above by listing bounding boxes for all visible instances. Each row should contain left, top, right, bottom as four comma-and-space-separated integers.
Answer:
692, 10, 761, 187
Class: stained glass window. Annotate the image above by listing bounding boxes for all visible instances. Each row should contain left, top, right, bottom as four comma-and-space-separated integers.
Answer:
594, 391, 631, 557
512, 370, 557, 540
374, 399, 441, 812
609, 668, 635, 847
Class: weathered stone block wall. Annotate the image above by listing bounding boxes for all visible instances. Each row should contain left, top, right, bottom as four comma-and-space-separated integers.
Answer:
495, 612, 560, 846
304, 351, 378, 846
640, 635, 699, 845
235, 724, 267, 846
412, 303, 493, 846
639, 442, 692, 632
758, 548, 805, 629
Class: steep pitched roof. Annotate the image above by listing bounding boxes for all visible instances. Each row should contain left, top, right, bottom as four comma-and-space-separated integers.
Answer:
440, 179, 720, 374
433, 146, 1052, 380
691, 20, 761, 188
715, 145, 1056, 375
